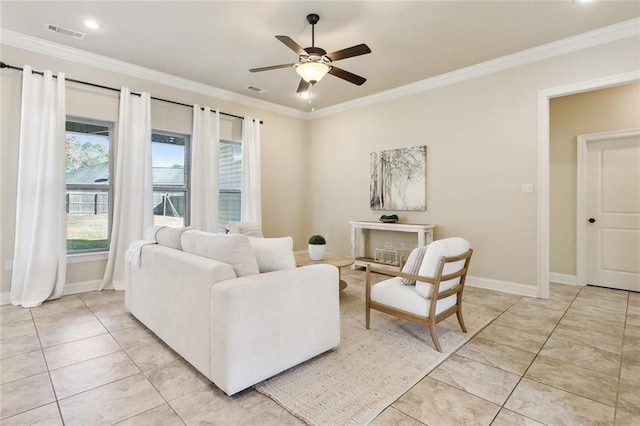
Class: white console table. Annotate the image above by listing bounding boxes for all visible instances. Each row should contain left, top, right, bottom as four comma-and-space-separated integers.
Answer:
350, 221, 435, 269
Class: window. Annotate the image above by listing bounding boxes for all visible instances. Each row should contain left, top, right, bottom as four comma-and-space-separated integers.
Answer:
218, 140, 242, 232
65, 120, 112, 252
152, 132, 189, 227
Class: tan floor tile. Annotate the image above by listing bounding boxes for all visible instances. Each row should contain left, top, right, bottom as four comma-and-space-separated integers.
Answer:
0, 402, 62, 426
33, 306, 95, 329
144, 358, 210, 401
524, 355, 618, 406
540, 336, 621, 376
552, 311, 624, 353
475, 323, 547, 354
370, 406, 424, 425
624, 324, 640, 350
491, 408, 545, 426
618, 378, 640, 415
99, 312, 141, 332
115, 403, 184, 426
549, 283, 581, 300
0, 307, 32, 325
29, 295, 85, 319
621, 350, 640, 378
0, 350, 47, 384
0, 319, 36, 340
50, 350, 140, 399
457, 336, 536, 375
628, 312, 640, 328
58, 374, 164, 425
125, 339, 180, 371
615, 408, 640, 425
111, 324, 160, 349
514, 295, 571, 312
566, 302, 627, 324
505, 378, 615, 425
0, 332, 41, 359
89, 299, 130, 319
392, 377, 499, 426
78, 290, 125, 308
37, 317, 108, 348
494, 303, 563, 335
429, 354, 520, 405
170, 385, 303, 425
578, 286, 629, 303
0, 372, 55, 419
43, 333, 121, 370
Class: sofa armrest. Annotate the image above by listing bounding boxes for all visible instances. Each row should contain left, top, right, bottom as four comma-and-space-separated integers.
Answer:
126, 244, 236, 377
210, 263, 340, 395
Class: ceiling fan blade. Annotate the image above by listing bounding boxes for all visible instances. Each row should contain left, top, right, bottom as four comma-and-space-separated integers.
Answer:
249, 63, 296, 73
326, 44, 371, 62
296, 79, 310, 94
275, 35, 307, 56
328, 66, 367, 86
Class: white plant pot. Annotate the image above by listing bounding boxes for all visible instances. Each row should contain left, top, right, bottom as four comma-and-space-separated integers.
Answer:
308, 244, 326, 261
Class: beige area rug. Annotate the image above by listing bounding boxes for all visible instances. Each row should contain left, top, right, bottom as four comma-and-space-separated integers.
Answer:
254, 271, 500, 425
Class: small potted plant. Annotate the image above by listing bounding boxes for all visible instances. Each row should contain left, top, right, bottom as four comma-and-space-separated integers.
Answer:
308, 234, 327, 261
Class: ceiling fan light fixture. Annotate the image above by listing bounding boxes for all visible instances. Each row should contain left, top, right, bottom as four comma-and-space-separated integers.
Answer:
295, 62, 330, 84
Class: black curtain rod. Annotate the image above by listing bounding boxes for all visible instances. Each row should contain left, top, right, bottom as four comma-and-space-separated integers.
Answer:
0, 62, 262, 124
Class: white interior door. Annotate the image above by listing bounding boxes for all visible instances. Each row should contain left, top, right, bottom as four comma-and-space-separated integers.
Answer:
585, 134, 640, 291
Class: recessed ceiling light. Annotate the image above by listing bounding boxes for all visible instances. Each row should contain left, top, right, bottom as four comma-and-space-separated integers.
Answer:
298, 91, 311, 99
574, 0, 594, 3
82, 19, 101, 30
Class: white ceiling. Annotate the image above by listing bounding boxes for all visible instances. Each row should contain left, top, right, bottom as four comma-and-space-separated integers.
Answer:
1, 1, 639, 112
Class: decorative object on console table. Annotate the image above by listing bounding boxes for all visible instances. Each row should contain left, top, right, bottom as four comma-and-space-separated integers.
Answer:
308, 234, 327, 260
350, 220, 435, 270
379, 214, 399, 223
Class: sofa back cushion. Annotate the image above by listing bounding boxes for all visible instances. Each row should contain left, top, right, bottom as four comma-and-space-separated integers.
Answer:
415, 237, 470, 299
248, 236, 296, 273
156, 226, 190, 250
181, 230, 260, 277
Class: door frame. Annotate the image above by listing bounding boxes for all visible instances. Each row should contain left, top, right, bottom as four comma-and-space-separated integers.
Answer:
576, 129, 640, 287
537, 70, 640, 298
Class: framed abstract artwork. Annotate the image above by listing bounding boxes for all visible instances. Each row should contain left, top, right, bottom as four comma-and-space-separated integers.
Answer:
370, 145, 426, 211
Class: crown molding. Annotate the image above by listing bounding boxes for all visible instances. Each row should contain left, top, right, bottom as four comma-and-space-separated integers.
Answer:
2, 17, 639, 122
0, 28, 309, 120
310, 17, 640, 119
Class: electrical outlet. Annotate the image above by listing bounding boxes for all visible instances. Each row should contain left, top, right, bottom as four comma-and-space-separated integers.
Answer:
4, 260, 12, 271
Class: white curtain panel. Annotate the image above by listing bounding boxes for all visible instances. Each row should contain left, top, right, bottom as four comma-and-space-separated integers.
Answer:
190, 105, 220, 232
241, 116, 262, 225
100, 88, 152, 290
11, 66, 67, 307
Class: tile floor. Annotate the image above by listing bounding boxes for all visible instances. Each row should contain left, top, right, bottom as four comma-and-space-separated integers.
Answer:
0, 269, 638, 425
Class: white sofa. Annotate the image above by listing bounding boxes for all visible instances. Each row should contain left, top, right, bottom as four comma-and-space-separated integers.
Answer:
125, 228, 340, 396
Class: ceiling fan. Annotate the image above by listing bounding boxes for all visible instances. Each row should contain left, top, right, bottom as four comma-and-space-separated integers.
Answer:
249, 13, 371, 94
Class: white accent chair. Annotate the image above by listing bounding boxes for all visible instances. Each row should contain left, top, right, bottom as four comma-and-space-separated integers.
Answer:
365, 237, 473, 352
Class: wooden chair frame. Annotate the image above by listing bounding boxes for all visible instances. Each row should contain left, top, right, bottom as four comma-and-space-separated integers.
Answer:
365, 249, 473, 352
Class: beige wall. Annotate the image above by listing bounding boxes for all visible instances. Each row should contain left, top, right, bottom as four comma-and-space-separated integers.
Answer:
307, 35, 640, 291
1, 33, 639, 297
0, 44, 310, 295
549, 83, 640, 278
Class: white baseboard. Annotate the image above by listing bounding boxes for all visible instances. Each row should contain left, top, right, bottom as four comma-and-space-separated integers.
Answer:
549, 273, 580, 286
0, 280, 102, 305
466, 275, 539, 298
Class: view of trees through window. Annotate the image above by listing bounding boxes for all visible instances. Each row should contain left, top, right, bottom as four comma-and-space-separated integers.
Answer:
65, 121, 111, 252
65, 120, 243, 252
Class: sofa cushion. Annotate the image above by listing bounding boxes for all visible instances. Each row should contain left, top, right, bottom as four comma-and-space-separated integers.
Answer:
415, 237, 470, 299
181, 230, 260, 277
248, 236, 296, 273
156, 226, 189, 250
400, 246, 427, 285
228, 222, 263, 238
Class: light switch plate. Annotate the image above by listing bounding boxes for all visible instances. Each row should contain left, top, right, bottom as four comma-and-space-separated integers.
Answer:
521, 183, 534, 193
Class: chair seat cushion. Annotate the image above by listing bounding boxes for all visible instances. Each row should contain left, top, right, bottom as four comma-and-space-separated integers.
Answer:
371, 277, 457, 317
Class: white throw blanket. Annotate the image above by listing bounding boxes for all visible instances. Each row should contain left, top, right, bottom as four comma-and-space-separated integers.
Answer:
124, 225, 165, 266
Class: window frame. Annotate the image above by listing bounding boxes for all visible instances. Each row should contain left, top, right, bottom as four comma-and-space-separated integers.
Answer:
151, 130, 191, 227
218, 138, 242, 232
65, 116, 114, 254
